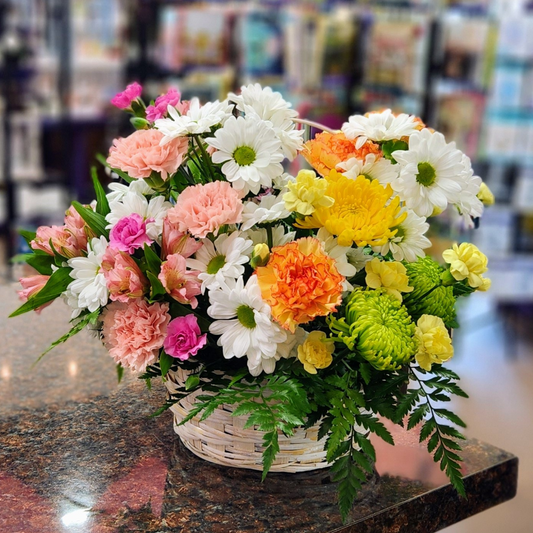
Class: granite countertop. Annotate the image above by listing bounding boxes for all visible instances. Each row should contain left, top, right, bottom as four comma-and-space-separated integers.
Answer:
0, 285, 518, 533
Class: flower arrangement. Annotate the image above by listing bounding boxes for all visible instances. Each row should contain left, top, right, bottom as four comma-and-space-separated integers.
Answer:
11, 82, 494, 521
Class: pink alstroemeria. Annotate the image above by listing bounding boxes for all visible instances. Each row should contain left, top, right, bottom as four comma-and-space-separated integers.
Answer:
101, 248, 149, 303
161, 218, 202, 260
17, 275, 52, 313
31, 225, 82, 259
158, 253, 202, 309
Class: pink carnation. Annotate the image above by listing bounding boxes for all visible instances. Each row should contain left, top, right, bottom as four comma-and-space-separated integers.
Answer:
146, 89, 189, 122
161, 218, 202, 259
17, 275, 52, 313
111, 82, 143, 110
164, 314, 207, 361
166, 181, 243, 238
102, 300, 170, 372
158, 253, 202, 309
106, 129, 188, 181
110, 213, 153, 254
101, 247, 149, 303
31, 225, 82, 258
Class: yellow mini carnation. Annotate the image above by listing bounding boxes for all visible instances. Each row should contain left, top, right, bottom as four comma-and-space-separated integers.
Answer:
365, 258, 413, 301
297, 331, 335, 374
477, 182, 495, 206
415, 314, 454, 371
283, 169, 334, 216
442, 242, 488, 289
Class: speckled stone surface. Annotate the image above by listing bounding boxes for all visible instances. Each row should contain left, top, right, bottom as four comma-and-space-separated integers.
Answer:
0, 286, 518, 532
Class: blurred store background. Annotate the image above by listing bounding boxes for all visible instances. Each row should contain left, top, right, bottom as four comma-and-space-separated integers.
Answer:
0, 0, 532, 531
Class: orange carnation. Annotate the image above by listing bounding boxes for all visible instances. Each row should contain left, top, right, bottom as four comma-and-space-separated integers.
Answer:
255, 237, 344, 333
301, 131, 381, 176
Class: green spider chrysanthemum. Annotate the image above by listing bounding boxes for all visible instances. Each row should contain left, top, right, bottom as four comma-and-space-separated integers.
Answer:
329, 288, 416, 371
403, 256, 457, 327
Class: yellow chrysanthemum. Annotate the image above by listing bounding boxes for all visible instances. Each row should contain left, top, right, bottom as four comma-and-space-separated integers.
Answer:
477, 182, 495, 206
283, 169, 334, 216
415, 314, 454, 371
297, 331, 335, 374
365, 258, 413, 302
442, 242, 488, 289
296, 171, 406, 247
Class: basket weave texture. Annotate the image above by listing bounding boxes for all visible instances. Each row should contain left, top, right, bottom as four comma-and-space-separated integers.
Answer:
165, 368, 330, 473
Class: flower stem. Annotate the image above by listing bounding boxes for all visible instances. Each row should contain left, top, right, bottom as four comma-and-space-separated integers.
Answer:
193, 135, 217, 182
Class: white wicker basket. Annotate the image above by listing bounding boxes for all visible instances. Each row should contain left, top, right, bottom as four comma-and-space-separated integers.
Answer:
165, 368, 330, 473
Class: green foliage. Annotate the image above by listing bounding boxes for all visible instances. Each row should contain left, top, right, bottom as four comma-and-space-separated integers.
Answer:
159, 350, 174, 378
72, 201, 109, 238
397, 364, 468, 499
91, 167, 111, 217
10, 268, 73, 317
26, 253, 55, 275
381, 139, 408, 163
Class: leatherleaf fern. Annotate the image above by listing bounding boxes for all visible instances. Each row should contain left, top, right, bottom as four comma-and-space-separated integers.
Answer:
148, 354, 468, 523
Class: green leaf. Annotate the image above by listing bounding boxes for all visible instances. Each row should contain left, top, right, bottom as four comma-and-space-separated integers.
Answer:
10, 267, 72, 317
160, 350, 173, 378
117, 363, 124, 383
359, 363, 372, 385
26, 253, 55, 275
434, 408, 466, 428
337, 456, 364, 522
72, 201, 109, 237
355, 433, 376, 462
144, 243, 162, 273
261, 431, 280, 481
381, 139, 408, 163
185, 374, 201, 391
91, 167, 111, 216
147, 271, 167, 300
19, 229, 36, 246
407, 403, 429, 430
427, 431, 439, 453
419, 418, 436, 443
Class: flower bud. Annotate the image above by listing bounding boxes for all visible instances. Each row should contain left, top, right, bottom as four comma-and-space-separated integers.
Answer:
250, 243, 270, 268
477, 182, 495, 206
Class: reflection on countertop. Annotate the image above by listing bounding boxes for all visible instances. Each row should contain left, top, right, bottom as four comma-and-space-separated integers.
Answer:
0, 285, 518, 533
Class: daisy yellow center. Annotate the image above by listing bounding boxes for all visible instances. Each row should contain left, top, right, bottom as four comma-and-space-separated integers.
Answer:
233, 146, 256, 166
236, 305, 256, 329
206, 254, 226, 275
393, 224, 406, 240
416, 162, 436, 187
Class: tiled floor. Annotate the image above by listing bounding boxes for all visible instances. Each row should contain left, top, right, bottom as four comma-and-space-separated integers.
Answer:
442, 293, 533, 532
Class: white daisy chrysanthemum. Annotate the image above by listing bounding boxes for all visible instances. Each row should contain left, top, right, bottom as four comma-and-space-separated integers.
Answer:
208, 275, 287, 376
454, 154, 484, 228
346, 247, 373, 273
106, 180, 154, 204
106, 192, 172, 242
342, 109, 419, 149
229, 84, 304, 161
337, 154, 399, 186
187, 231, 253, 293
244, 225, 296, 248
390, 129, 464, 217
154, 98, 233, 143
373, 208, 431, 263
241, 192, 290, 231
316, 228, 356, 290
206, 115, 284, 195
275, 327, 307, 360
273, 172, 293, 190
64, 236, 109, 318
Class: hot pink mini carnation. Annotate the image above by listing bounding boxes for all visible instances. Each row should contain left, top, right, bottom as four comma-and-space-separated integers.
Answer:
106, 129, 188, 180
102, 300, 170, 372
101, 247, 149, 302
164, 314, 207, 360
158, 253, 202, 308
111, 81, 143, 109
166, 181, 243, 238
146, 89, 189, 122
110, 213, 153, 254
